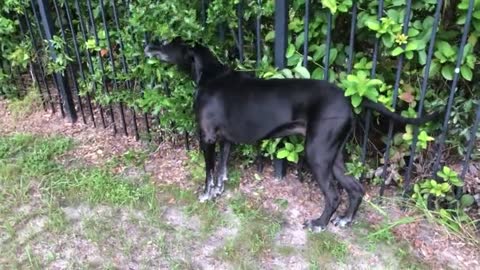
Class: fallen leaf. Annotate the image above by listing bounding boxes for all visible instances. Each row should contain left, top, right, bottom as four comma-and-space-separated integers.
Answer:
399, 91, 414, 103
100, 48, 108, 57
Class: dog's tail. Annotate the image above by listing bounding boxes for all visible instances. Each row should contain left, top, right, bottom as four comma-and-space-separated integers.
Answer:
361, 99, 444, 125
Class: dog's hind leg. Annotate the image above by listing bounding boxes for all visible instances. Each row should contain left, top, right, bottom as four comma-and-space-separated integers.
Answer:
213, 141, 231, 197
303, 119, 347, 232
198, 140, 217, 202
331, 152, 365, 227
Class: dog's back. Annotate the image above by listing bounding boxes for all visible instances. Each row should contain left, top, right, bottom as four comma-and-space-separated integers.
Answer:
195, 73, 353, 144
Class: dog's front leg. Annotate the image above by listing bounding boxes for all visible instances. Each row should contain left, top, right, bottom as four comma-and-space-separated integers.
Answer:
198, 140, 217, 202
213, 141, 231, 197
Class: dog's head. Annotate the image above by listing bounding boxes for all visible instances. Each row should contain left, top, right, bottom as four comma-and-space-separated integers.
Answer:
145, 37, 228, 84
144, 37, 194, 71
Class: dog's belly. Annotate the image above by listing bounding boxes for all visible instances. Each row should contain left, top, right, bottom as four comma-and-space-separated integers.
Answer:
221, 120, 306, 144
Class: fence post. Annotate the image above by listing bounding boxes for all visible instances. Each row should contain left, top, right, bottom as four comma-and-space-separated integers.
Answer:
403, 0, 444, 195
273, 0, 289, 180
359, 0, 384, 184
379, 0, 413, 197
37, 0, 77, 123
431, 0, 476, 177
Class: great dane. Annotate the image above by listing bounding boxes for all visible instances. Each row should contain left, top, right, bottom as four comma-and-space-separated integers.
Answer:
144, 37, 442, 232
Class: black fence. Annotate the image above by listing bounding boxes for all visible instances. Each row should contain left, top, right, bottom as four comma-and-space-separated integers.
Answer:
7, 0, 480, 197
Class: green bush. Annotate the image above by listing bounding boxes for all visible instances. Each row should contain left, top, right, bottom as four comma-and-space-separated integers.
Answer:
0, 0, 30, 98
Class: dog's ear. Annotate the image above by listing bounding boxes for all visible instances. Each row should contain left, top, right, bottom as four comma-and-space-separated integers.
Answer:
186, 49, 204, 85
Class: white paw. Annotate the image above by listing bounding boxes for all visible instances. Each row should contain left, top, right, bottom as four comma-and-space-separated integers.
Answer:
198, 191, 214, 203
332, 217, 351, 228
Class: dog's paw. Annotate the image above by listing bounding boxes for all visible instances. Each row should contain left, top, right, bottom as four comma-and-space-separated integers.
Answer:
303, 220, 326, 233
219, 171, 228, 182
198, 191, 214, 203
212, 185, 225, 197
332, 216, 352, 228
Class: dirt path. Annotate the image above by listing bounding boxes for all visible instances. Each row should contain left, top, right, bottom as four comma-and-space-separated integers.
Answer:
0, 99, 479, 270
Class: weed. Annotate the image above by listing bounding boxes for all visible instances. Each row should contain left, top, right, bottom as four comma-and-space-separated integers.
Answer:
396, 245, 428, 270
276, 245, 297, 256
24, 244, 41, 269
304, 231, 348, 265
46, 205, 69, 233
218, 195, 282, 267
82, 217, 115, 244
158, 184, 224, 235
226, 168, 242, 189
7, 89, 42, 120
274, 198, 289, 210
186, 151, 205, 184
108, 149, 149, 170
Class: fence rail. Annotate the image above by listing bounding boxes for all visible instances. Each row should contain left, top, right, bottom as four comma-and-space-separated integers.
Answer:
4, 0, 480, 198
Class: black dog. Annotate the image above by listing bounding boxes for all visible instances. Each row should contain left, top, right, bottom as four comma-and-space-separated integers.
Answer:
144, 37, 441, 232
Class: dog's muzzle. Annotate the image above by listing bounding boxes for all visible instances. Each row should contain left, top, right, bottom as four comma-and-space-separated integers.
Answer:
144, 45, 169, 61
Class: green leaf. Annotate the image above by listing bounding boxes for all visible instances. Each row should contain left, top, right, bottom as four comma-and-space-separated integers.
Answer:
277, 149, 289, 159
287, 152, 298, 163
406, 51, 414, 60
461, 66, 473, 81
418, 50, 427, 65
312, 67, 324, 80
295, 144, 304, 152
438, 41, 456, 58
391, 47, 404, 56
313, 44, 326, 61
328, 48, 338, 65
286, 43, 295, 58
285, 142, 294, 151
474, 10, 480, 20
344, 87, 356, 96
460, 194, 475, 207
365, 20, 380, 31
405, 40, 419, 51
402, 133, 413, 141
280, 69, 294, 79
364, 89, 379, 102
368, 78, 383, 85
441, 65, 454, 80
418, 131, 434, 142
295, 34, 305, 50
408, 28, 420, 37
321, 0, 337, 14
265, 31, 275, 41
413, 183, 420, 193
351, 94, 362, 107
147, 58, 159, 65
440, 183, 451, 192
293, 66, 311, 79
428, 60, 440, 77
382, 34, 395, 48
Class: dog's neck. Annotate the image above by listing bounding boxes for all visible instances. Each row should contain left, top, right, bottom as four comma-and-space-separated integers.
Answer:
190, 45, 230, 86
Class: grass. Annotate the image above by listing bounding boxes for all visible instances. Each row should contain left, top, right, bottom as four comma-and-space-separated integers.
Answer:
0, 133, 161, 268
351, 200, 431, 269
217, 195, 283, 269
156, 184, 225, 236
6, 89, 42, 120
275, 245, 297, 256
45, 204, 69, 233
0, 131, 466, 269
305, 231, 349, 267
0, 133, 158, 208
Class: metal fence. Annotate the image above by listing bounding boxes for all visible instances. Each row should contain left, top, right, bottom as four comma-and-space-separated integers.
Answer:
9, 0, 480, 197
